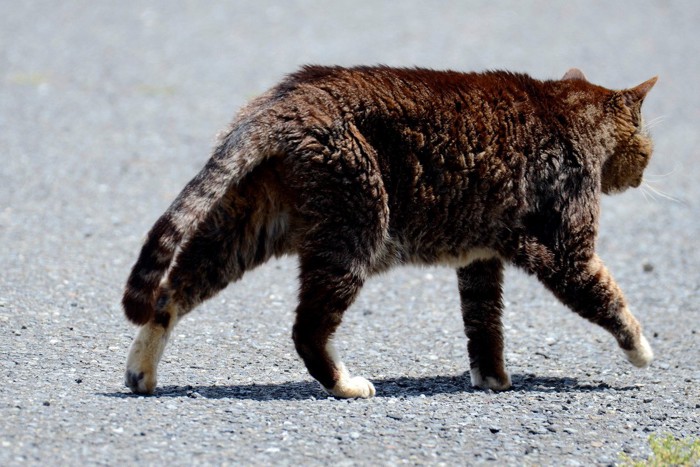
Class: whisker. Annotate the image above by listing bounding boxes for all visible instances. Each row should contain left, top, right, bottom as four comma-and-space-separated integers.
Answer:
642, 180, 683, 204
643, 115, 667, 131
645, 115, 666, 125
644, 167, 679, 180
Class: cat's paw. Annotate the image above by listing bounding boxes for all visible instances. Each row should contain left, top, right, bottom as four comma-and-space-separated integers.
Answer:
124, 337, 158, 394
470, 367, 512, 391
124, 368, 157, 394
624, 334, 654, 368
326, 375, 376, 399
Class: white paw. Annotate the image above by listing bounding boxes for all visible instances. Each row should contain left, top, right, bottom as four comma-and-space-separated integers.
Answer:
624, 334, 654, 368
325, 363, 376, 399
125, 368, 157, 394
321, 343, 376, 398
470, 367, 512, 391
328, 376, 376, 399
124, 328, 163, 394
125, 342, 158, 394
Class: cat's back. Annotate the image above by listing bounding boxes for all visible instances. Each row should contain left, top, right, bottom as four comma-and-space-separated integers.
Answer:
266, 65, 549, 165
268, 67, 546, 253
273, 65, 544, 109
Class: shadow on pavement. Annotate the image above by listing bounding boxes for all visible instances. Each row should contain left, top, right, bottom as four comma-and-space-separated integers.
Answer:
100, 373, 640, 401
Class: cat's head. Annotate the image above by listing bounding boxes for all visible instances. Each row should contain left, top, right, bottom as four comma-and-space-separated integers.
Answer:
562, 69, 657, 194
600, 75, 658, 194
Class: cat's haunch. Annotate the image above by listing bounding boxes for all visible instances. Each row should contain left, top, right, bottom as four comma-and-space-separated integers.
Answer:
123, 66, 656, 397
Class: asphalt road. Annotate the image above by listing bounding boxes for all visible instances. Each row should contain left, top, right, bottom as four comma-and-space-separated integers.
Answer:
1, 1, 698, 465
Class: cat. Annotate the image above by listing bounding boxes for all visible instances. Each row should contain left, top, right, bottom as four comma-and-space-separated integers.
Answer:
122, 65, 657, 398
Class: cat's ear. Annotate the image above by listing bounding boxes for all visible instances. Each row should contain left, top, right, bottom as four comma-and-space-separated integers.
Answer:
621, 76, 658, 108
562, 68, 587, 81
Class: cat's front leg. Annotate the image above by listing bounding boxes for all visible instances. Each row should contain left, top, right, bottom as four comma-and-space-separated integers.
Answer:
519, 246, 653, 368
457, 259, 512, 391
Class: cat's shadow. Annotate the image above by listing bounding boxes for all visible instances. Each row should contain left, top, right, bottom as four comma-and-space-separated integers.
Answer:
102, 373, 639, 401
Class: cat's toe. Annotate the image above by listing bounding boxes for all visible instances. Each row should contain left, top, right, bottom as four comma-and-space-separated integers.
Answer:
327, 376, 376, 399
124, 368, 156, 394
624, 334, 654, 368
470, 367, 512, 391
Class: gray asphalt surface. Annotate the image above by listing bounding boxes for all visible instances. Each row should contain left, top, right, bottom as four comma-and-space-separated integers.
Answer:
1, 1, 698, 465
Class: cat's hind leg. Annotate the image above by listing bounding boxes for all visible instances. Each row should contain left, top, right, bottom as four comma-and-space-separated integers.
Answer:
288, 124, 388, 398
124, 297, 178, 394
123, 223, 233, 394
457, 259, 512, 391
292, 254, 375, 399
125, 190, 286, 394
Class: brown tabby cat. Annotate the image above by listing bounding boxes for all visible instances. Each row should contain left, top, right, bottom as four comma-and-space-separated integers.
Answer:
122, 66, 657, 398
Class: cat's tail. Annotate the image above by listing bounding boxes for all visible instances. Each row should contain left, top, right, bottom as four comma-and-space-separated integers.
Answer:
122, 108, 280, 325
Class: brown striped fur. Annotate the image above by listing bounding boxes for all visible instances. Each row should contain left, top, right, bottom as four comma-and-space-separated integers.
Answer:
123, 66, 657, 397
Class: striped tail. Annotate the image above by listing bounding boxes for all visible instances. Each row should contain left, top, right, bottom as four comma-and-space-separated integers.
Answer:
122, 115, 275, 325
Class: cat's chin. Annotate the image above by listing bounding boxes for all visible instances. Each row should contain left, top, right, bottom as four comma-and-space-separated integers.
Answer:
623, 334, 654, 368
469, 367, 512, 391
